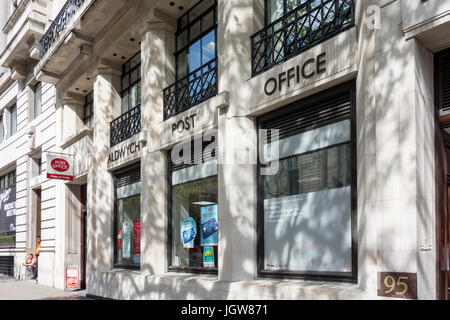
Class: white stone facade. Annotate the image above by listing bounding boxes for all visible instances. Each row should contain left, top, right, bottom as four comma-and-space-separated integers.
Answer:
0, 0, 448, 300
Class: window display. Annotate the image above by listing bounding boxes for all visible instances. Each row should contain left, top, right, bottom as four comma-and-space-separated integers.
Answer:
114, 165, 141, 267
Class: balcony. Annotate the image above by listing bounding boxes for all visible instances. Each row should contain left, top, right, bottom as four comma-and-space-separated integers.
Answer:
110, 105, 141, 147
39, 0, 85, 58
250, 0, 355, 76
163, 58, 218, 121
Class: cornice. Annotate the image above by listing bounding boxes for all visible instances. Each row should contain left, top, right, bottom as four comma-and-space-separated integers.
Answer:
2, 0, 31, 35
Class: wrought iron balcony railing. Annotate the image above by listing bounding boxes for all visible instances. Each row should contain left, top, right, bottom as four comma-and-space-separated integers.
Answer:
39, 0, 85, 58
251, 0, 355, 76
163, 58, 218, 121
110, 105, 141, 147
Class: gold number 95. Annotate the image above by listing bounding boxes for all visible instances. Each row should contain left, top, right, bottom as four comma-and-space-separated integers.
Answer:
384, 276, 408, 295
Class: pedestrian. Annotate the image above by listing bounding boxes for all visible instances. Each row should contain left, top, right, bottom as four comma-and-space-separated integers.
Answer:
22, 253, 37, 279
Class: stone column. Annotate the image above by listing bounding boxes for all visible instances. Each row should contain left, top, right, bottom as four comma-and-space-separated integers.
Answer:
369, 0, 436, 300
139, 19, 175, 276
88, 66, 121, 276
216, 0, 263, 281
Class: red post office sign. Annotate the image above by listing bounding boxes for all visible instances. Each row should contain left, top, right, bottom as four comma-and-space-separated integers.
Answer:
47, 153, 74, 181
65, 266, 80, 290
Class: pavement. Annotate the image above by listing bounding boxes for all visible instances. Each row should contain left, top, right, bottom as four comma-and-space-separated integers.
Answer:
0, 276, 94, 300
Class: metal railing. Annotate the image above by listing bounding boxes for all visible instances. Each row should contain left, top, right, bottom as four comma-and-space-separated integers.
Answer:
251, 0, 355, 76
163, 58, 218, 121
39, 0, 85, 58
110, 105, 141, 147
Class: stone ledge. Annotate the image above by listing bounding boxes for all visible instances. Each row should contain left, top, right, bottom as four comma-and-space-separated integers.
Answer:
60, 126, 93, 150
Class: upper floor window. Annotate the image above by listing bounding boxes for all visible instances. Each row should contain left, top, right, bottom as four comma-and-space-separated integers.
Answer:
0, 114, 4, 144
10, 104, 17, 137
34, 82, 42, 119
163, 0, 218, 120
84, 91, 93, 127
121, 52, 141, 114
175, 0, 217, 80
266, 0, 303, 24
251, 0, 355, 76
0, 170, 16, 191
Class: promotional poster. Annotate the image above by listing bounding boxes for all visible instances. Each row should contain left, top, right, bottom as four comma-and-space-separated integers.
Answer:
122, 221, 131, 258
0, 186, 16, 243
200, 205, 218, 247
181, 217, 197, 249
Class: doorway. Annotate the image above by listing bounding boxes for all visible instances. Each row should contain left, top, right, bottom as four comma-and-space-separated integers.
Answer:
33, 188, 41, 247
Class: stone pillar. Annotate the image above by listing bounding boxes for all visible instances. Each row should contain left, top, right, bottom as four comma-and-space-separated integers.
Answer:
218, 111, 258, 281
355, 0, 378, 292
139, 19, 175, 276
88, 66, 121, 274
216, 0, 263, 281
368, 0, 436, 300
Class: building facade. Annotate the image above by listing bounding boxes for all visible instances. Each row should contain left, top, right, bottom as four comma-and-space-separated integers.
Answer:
0, 0, 449, 300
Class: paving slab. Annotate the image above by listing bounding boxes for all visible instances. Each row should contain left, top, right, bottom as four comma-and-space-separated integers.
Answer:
0, 276, 93, 300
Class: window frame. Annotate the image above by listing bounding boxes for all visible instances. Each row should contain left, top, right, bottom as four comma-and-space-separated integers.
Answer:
175, 0, 218, 80
120, 52, 141, 114
167, 137, 219, 275
256, 81, 357, 283
9, 104, 17, 137
83, 91, 94, 127
0, 114, 4, 144
33, 82, 42, 120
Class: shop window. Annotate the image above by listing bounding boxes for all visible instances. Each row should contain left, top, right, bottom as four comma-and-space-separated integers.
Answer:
169, 134, 219, 273
113, 164, 141, 268
84, 91, 93, 127
10, 104, 17, 137
34, 82, 42, 119
0, 170, 16, 248
258, 82, 356, 281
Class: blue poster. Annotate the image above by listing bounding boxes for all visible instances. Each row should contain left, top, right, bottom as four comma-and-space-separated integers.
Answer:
181, 217, 197, 249
203, 246, 215, 267
200, 205, 218, 246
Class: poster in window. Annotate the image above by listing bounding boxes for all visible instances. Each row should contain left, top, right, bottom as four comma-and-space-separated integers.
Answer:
181, 217, 197, 249
133, 220, 141, 264
200, 205, 218, 246
122, 221, 131, 258
117, 228, 122, 250
203, 246, 214, 268
0, 186, 16, 235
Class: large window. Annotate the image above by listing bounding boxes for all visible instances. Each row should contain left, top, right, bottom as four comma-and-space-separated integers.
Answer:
162, 0, 218, 120
251, 0, 355, 75
10, 104, 17, 136
258, 82, 356, 281
0, 170, 16, 248
169, 135, 219, 273
121, 52, 141, 114
113, 164, 141, 268
175, 0, 217, 80
34, 82, 42, 119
